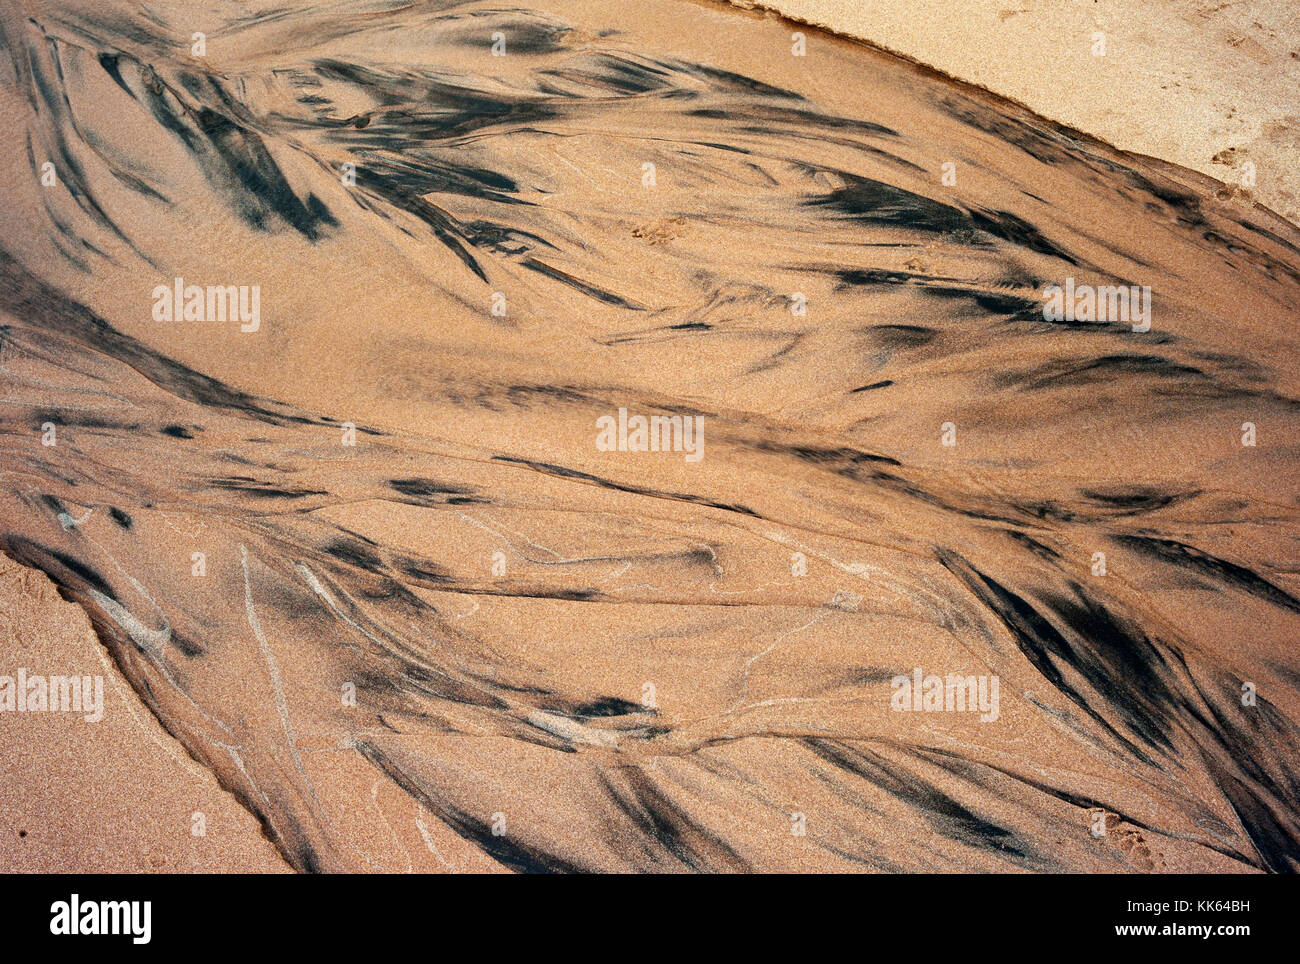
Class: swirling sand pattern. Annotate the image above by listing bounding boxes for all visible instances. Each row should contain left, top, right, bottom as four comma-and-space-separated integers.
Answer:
0, 0, 1298, 872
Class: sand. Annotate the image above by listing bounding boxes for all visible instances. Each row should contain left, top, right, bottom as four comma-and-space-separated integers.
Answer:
0, 0, 1297, 873
718, 0, 1300, 227
0, 555, 288, 871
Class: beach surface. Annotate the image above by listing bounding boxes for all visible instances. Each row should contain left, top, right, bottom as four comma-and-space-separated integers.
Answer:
719, 0, 1300, 227
1, 0, 1297, 872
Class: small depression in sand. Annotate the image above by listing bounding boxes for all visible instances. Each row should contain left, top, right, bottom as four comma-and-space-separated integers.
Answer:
0, 0, 1298, 872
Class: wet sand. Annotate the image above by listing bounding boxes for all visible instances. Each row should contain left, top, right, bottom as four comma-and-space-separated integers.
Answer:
1, 0, 1298, 872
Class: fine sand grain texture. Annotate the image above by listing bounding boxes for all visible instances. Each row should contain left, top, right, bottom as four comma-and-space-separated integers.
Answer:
718, 0, 1300, 227
0, 0, 1297, 873
0, 554, 290, 871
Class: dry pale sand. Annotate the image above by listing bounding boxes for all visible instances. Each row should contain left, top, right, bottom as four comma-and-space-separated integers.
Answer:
719, 0, 1300, 227
0, 0, 1297, 873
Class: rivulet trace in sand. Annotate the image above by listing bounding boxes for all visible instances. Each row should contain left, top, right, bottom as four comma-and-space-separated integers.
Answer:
1, 0, 1298, 872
